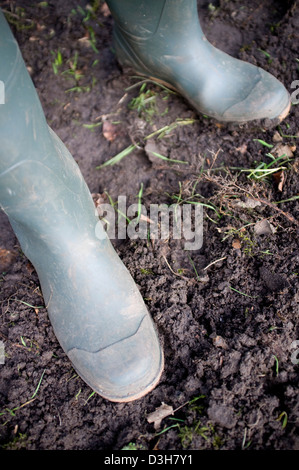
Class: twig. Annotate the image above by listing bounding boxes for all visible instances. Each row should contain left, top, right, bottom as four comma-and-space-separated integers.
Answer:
2, 8, 34, 23
249, 195, 299, 226
203, 256, 227, 270
203, 174, 299, 227
162, 255, 190, 280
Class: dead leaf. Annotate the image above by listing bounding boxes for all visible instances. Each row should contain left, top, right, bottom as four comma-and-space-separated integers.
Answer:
139, 213, 154, 224
147, 402, 174, 430
0, 248, 16, 271
102, 121, 119, 142
272, 131, 283, 143
213, 335, 228, 349
272, 170, 285, 192
232, 238, 241, 250
254, 219, 275, 236
25, 261, 35, 275
144, 140, 164, 164
100, 2, 111, 16
236, 143, 248, 154
92, 193, 107, 208
235, 197, 262, 209
78, 36, 92, 48
272, 143, 295, 159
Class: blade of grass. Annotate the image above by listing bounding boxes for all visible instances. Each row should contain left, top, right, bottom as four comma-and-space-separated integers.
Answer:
155, 423, 180, 436
136, 182, 144, 223
229, 285, 258, 299
31, 369, 46, 399
105, 191, 131, 224
148, 150, 188, 165
253, 139, 274, 148
187, 254, 200, 281
97, 118, 196, 168
83, 122, 102, 130
274, 195, 299, 204
96, 144, 137, 168
277, 125, 299, 138
14, 299, 43, 309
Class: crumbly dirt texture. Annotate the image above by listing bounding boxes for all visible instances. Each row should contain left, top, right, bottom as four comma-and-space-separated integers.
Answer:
0, 0, 298, 451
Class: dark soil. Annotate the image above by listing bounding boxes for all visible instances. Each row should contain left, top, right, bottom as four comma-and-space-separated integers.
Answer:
0, 0, 298, 451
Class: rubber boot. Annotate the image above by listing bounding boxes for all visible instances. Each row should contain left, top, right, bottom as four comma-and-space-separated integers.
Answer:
0, 11, 163, 402
106, 0, 291, 126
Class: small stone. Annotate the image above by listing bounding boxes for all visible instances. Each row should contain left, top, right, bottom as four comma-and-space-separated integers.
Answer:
272, 131, 283, 143
213, 335, 228, 349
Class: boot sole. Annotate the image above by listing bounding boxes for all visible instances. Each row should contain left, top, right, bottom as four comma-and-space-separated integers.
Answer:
128, 70, 292, 130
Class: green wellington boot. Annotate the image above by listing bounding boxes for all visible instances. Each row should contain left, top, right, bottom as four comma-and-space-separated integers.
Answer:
106, 0, 291, 126
0, 11, 163, 402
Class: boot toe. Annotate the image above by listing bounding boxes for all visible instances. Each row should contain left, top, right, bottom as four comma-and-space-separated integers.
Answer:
222, 68, 291, 124
67, 315, 164, 402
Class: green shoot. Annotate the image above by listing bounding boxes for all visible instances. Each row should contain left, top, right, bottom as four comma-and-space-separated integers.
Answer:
31, 369, 46, 399
51, 49, 63, 75
14, 299, 43, 309
187, 254, 200, 281
242, 428, 251, 449
155, 423, 180, 436
229, 285, 258, 299
273, 355, 279, 376
62, 51, 83, 82
258, 48, 273, 64
237, 152, 293, 181
98, 144, 137, 169
104, 192, 131, 224
147, 150, 188, 165
277, 125, 299, 139
276, 411, 288, 429
136, 183, 144, 224
84, 391, 96, 405
274, 195, 299, 205
3, 6, 35, 30
128, 83, 158, 121
83, 122, 102, 131
97, 118, 196, 169
253, 138, 273, 148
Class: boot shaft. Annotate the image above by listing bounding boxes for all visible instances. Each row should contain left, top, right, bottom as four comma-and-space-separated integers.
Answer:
0, 11, 54, 174
106, 0, 201, 40
0, 11, 107, 252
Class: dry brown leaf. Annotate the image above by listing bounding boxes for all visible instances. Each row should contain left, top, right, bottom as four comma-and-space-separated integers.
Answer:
236, 143, 248, 154
92, 193, 107, 208
139, 213, 154, 224
272, 142, 295, 158
101, 2, 111, 16
272, 170, 285, 192
272, 131, 283, 143
0, 248, 16, 271
235, 197, 262, 209
213, 335, 228, 349
147, 402, 174, 430
102, 121, 119, 142
254, 219, 275, 236
232, 238, 241, 250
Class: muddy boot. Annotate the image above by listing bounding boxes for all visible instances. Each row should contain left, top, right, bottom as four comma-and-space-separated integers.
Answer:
106, 0, 291, 126
0, 11, 163, 402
